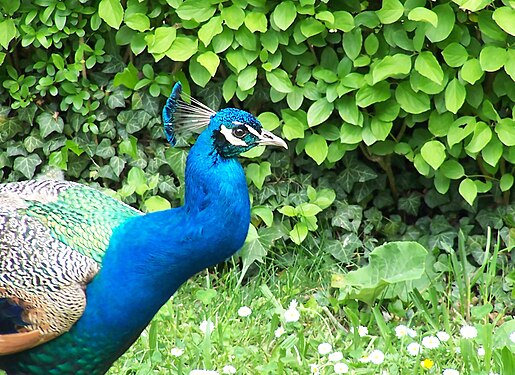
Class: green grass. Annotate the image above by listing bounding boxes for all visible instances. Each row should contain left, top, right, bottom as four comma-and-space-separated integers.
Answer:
110, 236, 515, 375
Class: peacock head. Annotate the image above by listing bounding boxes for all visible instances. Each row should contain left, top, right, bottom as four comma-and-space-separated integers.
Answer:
162, 82, 287, 158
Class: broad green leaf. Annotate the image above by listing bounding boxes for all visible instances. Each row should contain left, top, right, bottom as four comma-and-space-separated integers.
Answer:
442, 43, 468, 67
376, 0, 404, 24
332, 11, 355, 32
245, 162, 271, 189
459, 178, 477, 206
98, 0, 123, 29
144, 196, 171, 212
492, 6, 515, 35
290, 222, 308, 245
165, 36, 198, 62
307, 98, 333, 127
226, 50, 248, 73
198, 16, 223, 46
282, 112, 306, 140
364, 34, 379, 56
124, 13, 150, 32
479, 46, 507, 72
272, 1, 296, 31
148, 27, 176, 54
371, 54, 412, 84
189, 59, 212, 87
244, 12, 267, 33
481, 136, 503, 167
14, 154, 42, 179
300, 18, 325, 38
176, 0, 216, 22
452, 0, 492, 12
500, 174, 514, 192
495, 118, 515, 146
447, 117, 476, 148
465, 121, 492, 153
505, 49, 515, 81
415, 51, 444, 84
258, 112, 280, 131
278, 205, 296, 217
342, 28, 362, 61
421, 140, 446, 170
434, 172, 450, 194
428, 111, 454, 137
370, 118, 392, 141
295, 203, 323, 217
460, 58, 483, 84
340, 123, 363, 144
336, 96, 361, 126
395, 82, 430, 114
197, 51, 220, 77
444, 78, 466, 114
266, 69, 293, 93
425, 4, 455, 42
238, 66, 258, 91
440, 160, 464, 179
221, 5, 245, 30
305, 134, 328, 165
356, 81, 391, 107
413, 153, 430, 176
0, 19, 16, 49
408, 7, 438, 27
332, 241, 427, 305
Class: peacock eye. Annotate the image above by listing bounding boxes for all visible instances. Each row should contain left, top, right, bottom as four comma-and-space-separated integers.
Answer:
232, 127, 248, 138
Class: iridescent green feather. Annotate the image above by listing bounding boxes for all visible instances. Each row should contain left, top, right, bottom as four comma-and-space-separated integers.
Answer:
23, 187, 140, 262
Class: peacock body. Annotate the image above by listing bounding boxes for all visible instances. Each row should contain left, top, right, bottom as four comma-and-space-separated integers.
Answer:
0, 82, 286, 374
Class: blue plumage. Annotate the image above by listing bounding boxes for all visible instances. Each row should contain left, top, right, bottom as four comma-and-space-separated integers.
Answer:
0, 82, 287, 374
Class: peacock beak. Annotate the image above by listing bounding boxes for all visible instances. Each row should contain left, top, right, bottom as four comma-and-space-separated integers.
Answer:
257, 129, 288, 149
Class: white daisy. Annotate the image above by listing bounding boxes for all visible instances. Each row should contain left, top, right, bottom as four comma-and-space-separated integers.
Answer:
395, 325, 409, 338
274, 326, 286, 338
436, 331, 450, 342
369, 349, 385, 365
328, 351, 344, 362
334, 362, 349, 374
318, 342, 332, 355
460, 325, 477, 339
309, 363, 320, 374
477, 346, 485, 356
199, 320, 215, 334
442, 369, 459, 375
284, 308, 300, 323
170, 347, 184, 357
407, 342, 421, 356
237, 306, 252, 317
422, 336, 440, 349
510, 331, 515, 343
222, 365, 237, 374
407, 328, 417, 338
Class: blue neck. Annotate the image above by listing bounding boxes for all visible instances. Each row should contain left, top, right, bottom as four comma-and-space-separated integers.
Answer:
27, 130, 250, 371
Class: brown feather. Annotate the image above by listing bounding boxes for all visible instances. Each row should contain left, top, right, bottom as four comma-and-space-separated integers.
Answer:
0, 330, 57, 355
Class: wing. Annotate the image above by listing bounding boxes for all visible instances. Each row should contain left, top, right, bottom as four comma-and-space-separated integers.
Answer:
0, 179, 141, 262
0, 179, 140, 354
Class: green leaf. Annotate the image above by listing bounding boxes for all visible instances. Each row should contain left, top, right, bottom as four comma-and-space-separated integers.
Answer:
305, 134, 328, 165
14, 154, 42, 179
376, 0, 404, 24
332, 11, 355, 32
356, 81, 391, 108
148, 27, 176, 54
244, 12, 267, 33
189, 59, 212, 87
282, 110, 307, 140
465, 121, 492, 154
295, 203, 323, 217
307, 98, 333, 127
342, 28, 362, 61
197, 51, 220, 77
0, 19, 16, 49
395, 82, 430, 114
420, 140, 446, 170
495, 118, 515, 146
500, 174, 514, 192
176, 0, 216, 22
124, 13, 150, 32
440, 160, 464, 179
37, 112, 64, 138
290, 222, 308, 245
198, 16, 223, 47
332, 241, 427, 305
245, 162, 271, 189
266, 69, 293, 93
459, 178, 477, 206
460, 58, 484, 84
481, 136, 503, 167
238, 66, 258, 91
408, 7, 438, 27
415, 51, 444, 84
444, 78, 466, 114
221, 5, 245, 30
505, 49, 515, 81
492, 6, 515, 36
442, 43, 468, 68
414, 153, 430, 176
425, 4, 455, 42
165, 36, 198, 62
144, 196, 171, 212
272, 1, 296, 31
98, 0, 124, 29
371, 54, 412, 84
479, 46, 507, 72
300, 18, 325, 38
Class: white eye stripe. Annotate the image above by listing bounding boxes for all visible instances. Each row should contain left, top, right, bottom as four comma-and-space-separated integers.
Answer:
244, 124, 261, 137
220, 125, 248, 146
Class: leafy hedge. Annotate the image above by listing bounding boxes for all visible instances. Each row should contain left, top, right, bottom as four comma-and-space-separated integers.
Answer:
0, 0, 514, 263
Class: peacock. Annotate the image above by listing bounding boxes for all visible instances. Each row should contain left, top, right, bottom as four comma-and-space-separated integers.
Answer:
0, 81, 287, 375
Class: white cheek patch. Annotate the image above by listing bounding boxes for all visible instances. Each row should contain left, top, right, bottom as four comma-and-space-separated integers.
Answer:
220, 125, 248, 146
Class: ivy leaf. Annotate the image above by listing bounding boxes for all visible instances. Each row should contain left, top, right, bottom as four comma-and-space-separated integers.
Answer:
415, 51, 444, 84
37, 112, 64, 138
421, 140, 446, 170
307, 98, 333, 127
271, 1, 296, 30
459, 178, 477, 206
398, 193, 421, 216
98, 0, 124, 29
117, 110, 152, 134
14, 154, 42, 179
305, 134, 328, 165
444, 78, 466, 114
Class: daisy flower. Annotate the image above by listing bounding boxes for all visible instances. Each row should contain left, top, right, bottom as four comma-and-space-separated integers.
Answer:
395, 325, 409, 338
310, 363, 320, 374
442, 369, 459, 375
369, 349, 385, 365
284, 308, 300, 323
237, 306, 252, 317
407, 342, 421, 356
436, 331, 450, 342
170, 347, 184, 357
328, 351, 344, 362
334, 362, 349, 374
318, 342, 332, 355
289, 299, 298, 309
422, 336, 440, 349
350, 325, 368, 337
460, 325, 477, 339
274, 326, 286, 338
407, 328, 417, 338
477, 346, 485, 356
222, 365, 237, 374
199, 320, 215, 334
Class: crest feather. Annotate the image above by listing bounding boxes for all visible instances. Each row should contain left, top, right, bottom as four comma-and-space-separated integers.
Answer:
162, 82, 216, 145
